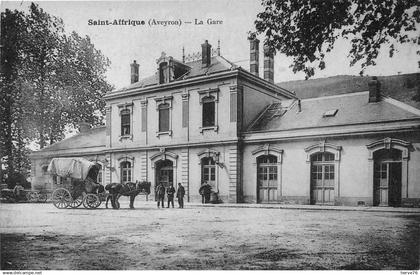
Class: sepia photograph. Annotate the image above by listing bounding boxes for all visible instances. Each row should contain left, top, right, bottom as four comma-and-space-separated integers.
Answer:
1, 0, 419, 272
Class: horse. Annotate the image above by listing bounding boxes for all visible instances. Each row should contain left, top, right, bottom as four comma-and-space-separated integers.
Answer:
105, 181, 151, 209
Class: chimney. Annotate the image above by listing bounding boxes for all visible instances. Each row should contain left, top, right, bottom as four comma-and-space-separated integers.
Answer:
130, 60, 139, 84
248, 36, 260, 77
79, 122, 90, 134
201, 40, 211, 68
368, 76, 381, 102
263, 45, 275, 83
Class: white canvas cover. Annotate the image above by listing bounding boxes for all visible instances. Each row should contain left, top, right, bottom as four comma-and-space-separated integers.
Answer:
47, 157, 95, 180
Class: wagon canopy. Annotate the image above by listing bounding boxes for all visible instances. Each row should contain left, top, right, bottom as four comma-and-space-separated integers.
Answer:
47, 158, 96, 180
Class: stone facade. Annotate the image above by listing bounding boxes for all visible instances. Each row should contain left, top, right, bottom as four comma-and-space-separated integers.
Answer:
30, 40, 420, 207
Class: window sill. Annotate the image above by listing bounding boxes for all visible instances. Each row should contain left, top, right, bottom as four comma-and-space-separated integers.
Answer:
119, 134, 133, 141
200, 125, 218, 133
156, 130, 172, 137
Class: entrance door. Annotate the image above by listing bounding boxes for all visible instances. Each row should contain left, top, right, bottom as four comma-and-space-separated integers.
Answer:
202, 157, 216, 189
156, 160, 173, 189
373, 158, 402, 206
257, 155, 278, 203
373, 149, 402, 207
310, 152, 335, 205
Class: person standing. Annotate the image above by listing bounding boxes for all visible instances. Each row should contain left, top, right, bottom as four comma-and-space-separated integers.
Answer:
156, 182, 165, 208
166, 184, 175, 208
199, 181, 212, 204
176, 183, 185, 208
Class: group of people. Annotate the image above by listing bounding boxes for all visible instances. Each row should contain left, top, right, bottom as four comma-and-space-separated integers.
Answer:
155, 182, 185, 208
155, 181, 214, 208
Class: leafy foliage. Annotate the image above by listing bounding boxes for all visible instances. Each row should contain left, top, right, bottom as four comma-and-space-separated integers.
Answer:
254, 0, 419, 79
0, 3, 113, 183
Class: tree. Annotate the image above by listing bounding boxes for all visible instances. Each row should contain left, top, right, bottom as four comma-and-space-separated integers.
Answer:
0, 8, 27, 182
0, 3, 113, 183
253, 0, 419, 79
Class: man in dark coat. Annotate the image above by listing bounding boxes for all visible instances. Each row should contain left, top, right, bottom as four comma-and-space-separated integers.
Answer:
156, 182, 165, 208
166, 184, 175, 208
176, 183, 185, 208
199, 181, 212, 204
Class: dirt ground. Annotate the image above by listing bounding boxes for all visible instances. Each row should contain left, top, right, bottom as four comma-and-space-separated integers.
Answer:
1, 198, 419, 270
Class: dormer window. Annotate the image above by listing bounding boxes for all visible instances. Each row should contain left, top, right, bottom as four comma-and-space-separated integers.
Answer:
323, 109, 338, 117
159, 62, 169, 84
157, 52, 190, 85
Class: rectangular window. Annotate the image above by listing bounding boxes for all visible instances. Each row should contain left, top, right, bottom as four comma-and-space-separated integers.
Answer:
121, 111, 130, 135
159, 104, 170, 132
202, 100, 215, 127
121, 162, 132, 183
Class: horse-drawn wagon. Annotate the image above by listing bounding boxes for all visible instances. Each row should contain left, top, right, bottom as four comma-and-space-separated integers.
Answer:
48, 158, 106, 209
0, 185, 48, 203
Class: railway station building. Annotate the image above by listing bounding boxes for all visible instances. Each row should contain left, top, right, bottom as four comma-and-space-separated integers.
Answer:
30, 39, 420, 207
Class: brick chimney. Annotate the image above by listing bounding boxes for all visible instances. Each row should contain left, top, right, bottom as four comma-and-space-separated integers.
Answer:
368, 76, 381, 102
201, 40, 211, 68
248, 37, 260, 77
263, 45, 275, 83
79, 122, 90, 134
130, 60, 139, 84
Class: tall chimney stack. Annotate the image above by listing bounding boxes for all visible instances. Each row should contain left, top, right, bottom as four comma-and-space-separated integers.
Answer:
201, 40, 212, 68
368, 76, 381, 103
248, 36, 260, 77
263, 45, 275, 83
130, 60, 139, 84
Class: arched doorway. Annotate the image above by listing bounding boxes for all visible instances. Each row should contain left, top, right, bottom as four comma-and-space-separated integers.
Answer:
310, 152, 335, 205
257, 154, 278, 203
373, 148, 402, 206
155, 159, 174, 189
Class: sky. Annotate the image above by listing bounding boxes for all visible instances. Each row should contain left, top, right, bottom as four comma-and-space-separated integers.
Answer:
2, 0, 419, 90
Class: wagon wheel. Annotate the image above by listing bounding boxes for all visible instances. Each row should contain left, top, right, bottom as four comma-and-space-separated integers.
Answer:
37, 193, 48, 203
83, 194, 101, 209
26, 191, 39, 202
52, 188, 71, 209
68, 195, 83, 208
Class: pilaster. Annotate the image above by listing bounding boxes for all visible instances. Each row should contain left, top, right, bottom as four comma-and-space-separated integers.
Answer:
181, 148, 190, 201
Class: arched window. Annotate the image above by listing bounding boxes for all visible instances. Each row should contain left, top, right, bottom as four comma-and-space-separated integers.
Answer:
121, 161, 132, 183
201, 157, 216, 189
158, 103, 170, 132
121, 109, 130, 136
202, 96, 215, 127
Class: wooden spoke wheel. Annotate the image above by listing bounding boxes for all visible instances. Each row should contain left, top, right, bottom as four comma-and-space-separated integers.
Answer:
52, 188, 71, 209
26, 191, 39, 202
83, 194, 101, 209
37, 193, 48, 203
69, 195, 83, 208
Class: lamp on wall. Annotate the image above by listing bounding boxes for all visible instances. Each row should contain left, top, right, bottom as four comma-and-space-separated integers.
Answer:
215, 160, 225, 169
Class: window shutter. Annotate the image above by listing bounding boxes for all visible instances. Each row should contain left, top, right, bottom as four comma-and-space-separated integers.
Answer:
182, 100, 189, 128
